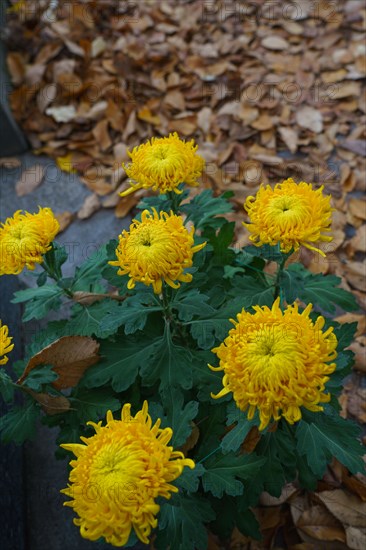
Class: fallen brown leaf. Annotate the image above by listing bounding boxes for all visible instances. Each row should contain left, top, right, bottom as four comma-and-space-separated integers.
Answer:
77, 193, 101, 219
15, 165, 45, 196
0, 157, 21, 168
55, 211, 74, 233
318, 490, 366, 528
28, 390, 71, 415
18, 336, 100, 390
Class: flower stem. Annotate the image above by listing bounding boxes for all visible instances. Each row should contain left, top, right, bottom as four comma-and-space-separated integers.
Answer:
273, 255, 287, 304
166, 190, 181, 214
42, 245, 73, 297
160, 284, 185, 340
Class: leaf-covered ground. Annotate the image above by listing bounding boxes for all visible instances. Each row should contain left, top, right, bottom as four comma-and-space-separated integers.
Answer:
3, 1, 366, 548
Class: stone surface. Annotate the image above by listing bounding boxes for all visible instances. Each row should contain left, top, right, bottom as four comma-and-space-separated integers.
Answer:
0, 153, 144, 549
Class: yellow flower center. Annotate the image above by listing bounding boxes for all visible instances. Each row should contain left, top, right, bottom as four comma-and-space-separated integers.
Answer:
244, 326, 299, 389
89, 443, 140, 502
266, 195, 311, 230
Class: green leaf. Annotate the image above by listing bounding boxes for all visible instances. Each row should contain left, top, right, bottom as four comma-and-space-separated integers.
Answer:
191, 349, 223, 400
26, 320, 69, 357
82, 335, 160, 392
202, 452, 266, 498
244, 243, 290, 264
140, 323, 194, 391
285, 264, 359, 313
36, 270, 48, 287
12, 285, 63, 321
255, 427, 297, 496
174, 464, 205, 493
161, 387, 199, 447
326, 350, 354, 394
196, 403, 226, 460
43, 242, 68, 279
100, 293, 162, 335
71, 243, 109, 291
155, 494, 215, 550
70, 387, 120, 423
68, 300, 122, 338
180, 189, 233, 229
231, 275, 274, 307
204, 222, 236, 265
22, 364, 58, 391
235, 504, 261, 540
223, 265, 245, 279
334, 322, 358, 350
171, 288, 216, 322
0, 371, 14, 402
137, 193, 179, 214
296, 454, 318, 490
188, 297, 244, 349
296, 412, 365, 478
0, 400, 39, 444
221, 406, 258, 453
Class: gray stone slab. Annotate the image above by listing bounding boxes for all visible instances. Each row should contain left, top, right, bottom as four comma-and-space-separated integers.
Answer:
1, 153, 146, 549
0, 274, 26, 550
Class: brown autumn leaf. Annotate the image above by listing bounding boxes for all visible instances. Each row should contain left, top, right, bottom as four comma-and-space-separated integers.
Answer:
15, 165, 45, 196
77, 193, 101, 219
345, 526, 366, 550
296, 504, 346, 543
334, 313, 366, 338
72, 290, 123, 305
262, 36, 289, 50
55, 211, 74, 233
318, 490, 366, 528
278, 127, 298, 154
296, 107, 323, 134
349, 199, 366, 221
0, 157, 21, 168
114, 194, 140, 218
92, 119, 112, 151
241, 426, 261, 453
28, 391, 71, 415
348, 340, 366, 373
179, 422, 200, 456
18, 336, 100, 390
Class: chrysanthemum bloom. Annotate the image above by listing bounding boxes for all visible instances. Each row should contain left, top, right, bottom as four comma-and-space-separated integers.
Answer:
209, 298, 337, 430
109, 208, 206, 294
0, 207, 60, 275
61, 401, 194, 546
0, 320, 14, 365
243, 178, 333, 257
120, 133, 205, 196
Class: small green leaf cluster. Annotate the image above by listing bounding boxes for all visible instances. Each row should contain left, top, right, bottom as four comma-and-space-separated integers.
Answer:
0, 187, 364, 549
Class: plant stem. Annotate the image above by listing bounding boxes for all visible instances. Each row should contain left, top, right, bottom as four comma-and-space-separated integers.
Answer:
166, 190, 181, 214
273, 256, 287, 304
160, 284, 185, 341
41, 251, 73, 298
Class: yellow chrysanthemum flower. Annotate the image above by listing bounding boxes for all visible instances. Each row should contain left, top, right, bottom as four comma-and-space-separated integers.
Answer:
61, 401, 194, 546
243, 178, 333, 257
0, 207, 60, 275
0, 320, 14, 365
209, 298, 337, 431
120, 133, 205, 196
109, 208, 206, 294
